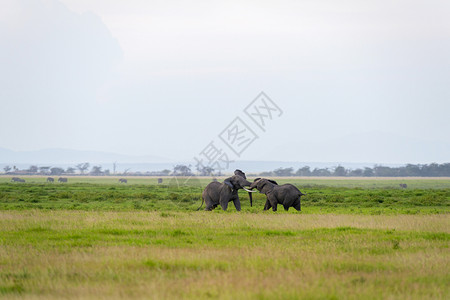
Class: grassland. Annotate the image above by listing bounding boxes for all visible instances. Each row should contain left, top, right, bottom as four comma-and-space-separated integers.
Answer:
0, 176, 449, 299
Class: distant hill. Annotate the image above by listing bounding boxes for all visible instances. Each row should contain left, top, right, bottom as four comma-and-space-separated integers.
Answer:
0, 148, 171, 165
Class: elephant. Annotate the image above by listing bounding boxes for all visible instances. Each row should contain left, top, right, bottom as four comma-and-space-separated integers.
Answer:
47, 177, 54, 183
11, 177, 25, 182
250, 178, 305, 211
119, 178, 127, 183
199, 174, 255, 211
58, 177, 68, 183
158, 178, 163, 184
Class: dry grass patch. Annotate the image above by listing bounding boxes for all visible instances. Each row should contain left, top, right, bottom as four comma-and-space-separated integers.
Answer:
0, 211, 448, 299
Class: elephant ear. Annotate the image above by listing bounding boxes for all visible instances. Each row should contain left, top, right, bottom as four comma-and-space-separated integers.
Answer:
257, 179, 275, 194
256, 179, 267, 191
223, 177, 234, 190
268, 179, 278, 185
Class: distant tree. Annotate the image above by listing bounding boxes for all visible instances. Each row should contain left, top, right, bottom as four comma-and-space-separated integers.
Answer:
333, 166, 347, 177
311, 168, 331, 176
104, 169, 110, 176
66, 167, 76, 174
399, 164, 422, 176
296, 166, 311, 176
50, 167, 65, 175
28, 165, 38, 173
147, 169, 172, 176
76, 163, 90, 175
439, 163, 450, 176
3, 166, 11, 173
273, 167, 294, 177
90, 166, 103, 176
39, 166, 51, 174
348, 168, 363, 176
160, 169, 171, 176
259, 171, 274, 177
173, 164, 193, 176
363, 167, 374, 177
374, 165, 397, 177
197, 166, 214, 176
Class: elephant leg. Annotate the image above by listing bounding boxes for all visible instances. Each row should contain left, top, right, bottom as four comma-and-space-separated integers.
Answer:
283, 197, 295, 211
204, 196, 215, 211
219, 186, 234, 211
263, 199, 271, 210
293, 198, 301, 211
220, 198, 229, 211
232, 198, 241, 211
271, 201, 278, 211
268, 196, 278, 211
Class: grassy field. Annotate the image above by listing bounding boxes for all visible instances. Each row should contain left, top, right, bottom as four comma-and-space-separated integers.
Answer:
1, 175, 450, 189
0, 176, 449, 299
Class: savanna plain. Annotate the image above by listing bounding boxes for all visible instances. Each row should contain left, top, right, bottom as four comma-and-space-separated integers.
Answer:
0, 176, 449, 299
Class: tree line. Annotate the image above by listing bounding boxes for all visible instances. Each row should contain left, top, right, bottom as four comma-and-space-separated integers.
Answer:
3, 163, 450, 177
2, 163, 171, 177
261, 163, 450, 177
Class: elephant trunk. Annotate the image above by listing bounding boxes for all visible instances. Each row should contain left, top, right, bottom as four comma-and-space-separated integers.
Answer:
241, 181, 254, 207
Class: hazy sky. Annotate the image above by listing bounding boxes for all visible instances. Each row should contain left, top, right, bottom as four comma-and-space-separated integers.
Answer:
1, 0, 449, 164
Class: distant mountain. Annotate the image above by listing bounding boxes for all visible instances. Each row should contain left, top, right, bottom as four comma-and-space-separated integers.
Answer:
0, 148, 171, 164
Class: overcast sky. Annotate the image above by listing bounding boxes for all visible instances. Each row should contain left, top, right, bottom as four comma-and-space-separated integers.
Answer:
1, 0, 449, 164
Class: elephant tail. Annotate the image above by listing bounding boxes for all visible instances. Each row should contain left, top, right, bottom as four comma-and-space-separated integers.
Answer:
196, 197, 205, 211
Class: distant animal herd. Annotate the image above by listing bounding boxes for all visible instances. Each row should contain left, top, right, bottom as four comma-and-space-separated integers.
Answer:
11, 177, 68, 183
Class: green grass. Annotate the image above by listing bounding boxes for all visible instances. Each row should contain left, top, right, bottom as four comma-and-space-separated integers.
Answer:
0, 177, 448, 214
1, 175, 450, 189
0, 177, 449, 299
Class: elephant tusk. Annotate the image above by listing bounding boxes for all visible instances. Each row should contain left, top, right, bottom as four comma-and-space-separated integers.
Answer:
243, 187, 257, 193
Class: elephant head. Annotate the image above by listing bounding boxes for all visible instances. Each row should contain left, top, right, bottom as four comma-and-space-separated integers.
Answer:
251, 178, 305, 212
250, 178, 278, 195
234, 169, 247, 179
224, 175, 255, 206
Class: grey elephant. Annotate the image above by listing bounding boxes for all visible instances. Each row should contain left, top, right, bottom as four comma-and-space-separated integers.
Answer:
47, 177, 54, 183
199, 174, 255, 211
58, 177, 68, 183
119, 178, 127, 183
11, 177, 25, 182
250, 178, 305, 211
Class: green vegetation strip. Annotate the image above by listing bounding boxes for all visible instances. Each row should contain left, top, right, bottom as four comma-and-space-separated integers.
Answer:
0, 181, 448, 214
